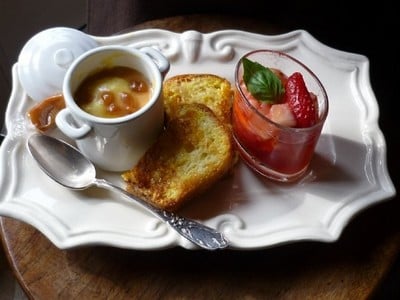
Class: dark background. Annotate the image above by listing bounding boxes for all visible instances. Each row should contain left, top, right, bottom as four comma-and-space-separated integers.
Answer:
1, 1, 399, 298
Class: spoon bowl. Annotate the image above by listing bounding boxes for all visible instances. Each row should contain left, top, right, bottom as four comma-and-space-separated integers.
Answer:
27, 133, 229, 250
28, 134, 96, 189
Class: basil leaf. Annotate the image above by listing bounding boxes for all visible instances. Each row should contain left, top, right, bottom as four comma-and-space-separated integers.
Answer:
242, 57, 284, 103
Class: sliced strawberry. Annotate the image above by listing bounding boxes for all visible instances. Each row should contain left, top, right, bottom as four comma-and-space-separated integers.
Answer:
284, 72, 318, 128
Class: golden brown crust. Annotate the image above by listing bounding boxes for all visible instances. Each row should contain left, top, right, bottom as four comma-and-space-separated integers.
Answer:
162, 73, 233, 126
122, 73, 238, 212
122, 103, 236, 212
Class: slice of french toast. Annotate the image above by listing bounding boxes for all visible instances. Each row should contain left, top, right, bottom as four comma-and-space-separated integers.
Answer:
121, 102, 236, 212
162, 73, 233, 126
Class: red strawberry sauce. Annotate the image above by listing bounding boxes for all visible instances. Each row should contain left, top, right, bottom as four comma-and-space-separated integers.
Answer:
232, 64, 327, 182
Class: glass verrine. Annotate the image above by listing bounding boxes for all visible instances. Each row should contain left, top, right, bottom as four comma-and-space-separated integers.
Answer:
232, 49, 329, 182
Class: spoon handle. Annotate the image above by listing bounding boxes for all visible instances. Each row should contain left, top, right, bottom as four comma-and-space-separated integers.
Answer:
94, 179, 229, 250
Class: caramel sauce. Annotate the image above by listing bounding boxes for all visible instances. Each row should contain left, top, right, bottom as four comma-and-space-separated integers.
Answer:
75, 66, 152, 118
27, 93, 65, 132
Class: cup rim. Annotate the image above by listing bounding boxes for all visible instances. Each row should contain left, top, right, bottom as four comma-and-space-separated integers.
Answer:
62, 45, 163, 124
235, 49, 329, 132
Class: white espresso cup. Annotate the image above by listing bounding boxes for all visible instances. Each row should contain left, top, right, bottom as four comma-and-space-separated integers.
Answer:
56, 45, 170, 172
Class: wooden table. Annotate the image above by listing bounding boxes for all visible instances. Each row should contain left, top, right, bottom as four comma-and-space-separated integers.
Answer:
1, 15, 399, 299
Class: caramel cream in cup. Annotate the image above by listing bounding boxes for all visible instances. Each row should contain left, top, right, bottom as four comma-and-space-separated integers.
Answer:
56, 45, 170, 172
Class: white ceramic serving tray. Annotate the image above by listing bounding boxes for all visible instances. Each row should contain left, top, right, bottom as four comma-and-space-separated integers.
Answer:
0, 29, 396, 250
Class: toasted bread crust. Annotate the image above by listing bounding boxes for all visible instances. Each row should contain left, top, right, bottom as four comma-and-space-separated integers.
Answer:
163, 73, 233, 126
122, 103, 235, 212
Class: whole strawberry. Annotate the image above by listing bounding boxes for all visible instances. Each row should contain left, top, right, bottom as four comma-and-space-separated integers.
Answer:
284, 72, 318, 128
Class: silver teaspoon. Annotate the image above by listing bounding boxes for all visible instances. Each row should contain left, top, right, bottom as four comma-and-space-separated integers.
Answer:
27, 133, 229, 250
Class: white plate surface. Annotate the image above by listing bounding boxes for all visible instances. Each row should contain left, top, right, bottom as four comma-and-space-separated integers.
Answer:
0, 29, 396, 250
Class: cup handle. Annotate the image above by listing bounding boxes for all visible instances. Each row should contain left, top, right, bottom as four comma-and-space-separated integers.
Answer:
141, 47, 170, 77
55, 108, 91, 139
